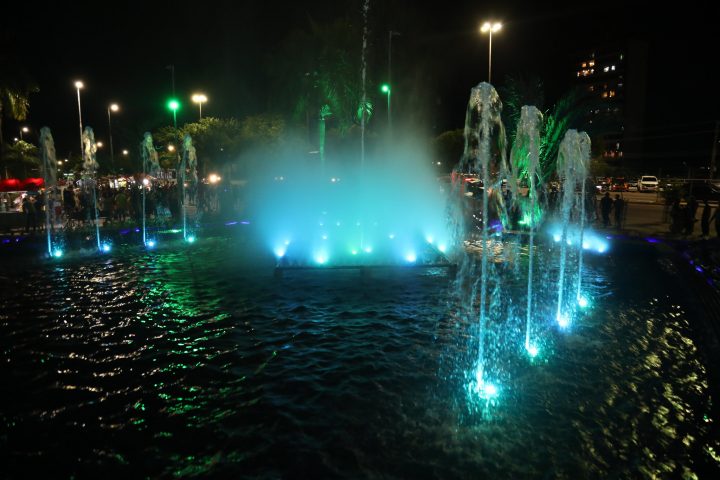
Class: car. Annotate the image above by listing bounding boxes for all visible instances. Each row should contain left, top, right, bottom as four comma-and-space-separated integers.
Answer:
638, 175, 659, 192
611, 177, 627, 192
628, 180, 638, 191
680, 180, 720, 202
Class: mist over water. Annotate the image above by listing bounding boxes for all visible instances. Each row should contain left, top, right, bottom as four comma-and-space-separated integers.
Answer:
245, 136, 451, 265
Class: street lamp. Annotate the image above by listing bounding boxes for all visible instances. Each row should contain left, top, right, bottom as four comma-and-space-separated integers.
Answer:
380, 83, 391, 130
191, 93, 207, 121
20, 126, 29, 141
122, 149, 129, 156
108, 103, 119, 173
479, 21, 502, 83
167, 98, 180, 129
96, 141, 104, 148
75, 81, 84, 166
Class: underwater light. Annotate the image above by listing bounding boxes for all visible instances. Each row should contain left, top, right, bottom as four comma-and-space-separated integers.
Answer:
582, 241, 590, 249
438, 244, 447, 253
351, 249, 358, 255
405, 252, 417, 262
284, 239, 291, 245
426, 235, 434, 244
101, 243, 111, 253
578, 295, 589, 308
146, 240, 156, 248
315, 254, 328, 265
187, 235, 196, 243
553, 234, 561, 242
274, 247, 286, 258
597, 244, 607, 253
526, 344, 539, 358
322, 234, 328, 240
364, 246, 373, 254
388, 233, 395, 239
52, 249, 63, 258
557, 312, 570, 328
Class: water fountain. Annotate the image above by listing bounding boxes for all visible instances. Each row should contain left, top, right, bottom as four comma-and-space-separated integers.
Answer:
141, 132, 160, 247
81, 126, 105, 252
39, 127, 60, 257
180, 134, 198, 242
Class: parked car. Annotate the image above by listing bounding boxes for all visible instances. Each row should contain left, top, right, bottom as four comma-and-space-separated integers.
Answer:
611, 177, 627, 192
680, 180, 720, 202
638, 175, 659, 192
628, 180, 638, 191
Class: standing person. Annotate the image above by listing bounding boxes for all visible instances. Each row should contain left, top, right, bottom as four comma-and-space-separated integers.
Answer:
685, 196, 698, 236
710, 206, 720, 238
600, 192, 613, 227
22, 195, 37, 234
700, 200, 712, 238
613, 194, 625, 230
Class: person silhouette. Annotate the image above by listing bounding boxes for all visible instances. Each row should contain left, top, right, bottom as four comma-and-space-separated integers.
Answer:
613, 194, 625, 230
600, 192, 613, 227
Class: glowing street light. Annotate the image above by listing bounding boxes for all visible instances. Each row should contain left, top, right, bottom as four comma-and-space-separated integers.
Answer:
108, 103, 119, 173
191, 93, 207, 120
96, 141, 104, 148
122, 149, 129, 156
167, 144, 175, 152
479, 21, 502, 83
74, 80, 84, 167
380, 83, 391, 131
20, 126, 29, 141
167, 98, 180, 128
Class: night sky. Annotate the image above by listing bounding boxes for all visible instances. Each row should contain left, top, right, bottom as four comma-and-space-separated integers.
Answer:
2, 0, 718, 170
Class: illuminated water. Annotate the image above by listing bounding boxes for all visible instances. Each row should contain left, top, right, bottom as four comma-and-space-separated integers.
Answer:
1, 238, 718, 478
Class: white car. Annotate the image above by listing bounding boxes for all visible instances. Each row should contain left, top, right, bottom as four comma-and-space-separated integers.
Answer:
638, 175, 658, 192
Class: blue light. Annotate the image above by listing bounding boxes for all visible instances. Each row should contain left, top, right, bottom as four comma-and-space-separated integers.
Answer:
426, 235, 434, 244
351, 249, 358, 255
363, 246, 373, 254
146, 240, 156, 248
52, 249, 63, 258
405, 252, 417, 262
597, 244, 607, 253
101, 243, 111, 253
553, 234, 561, 242
582, 241, 590, 249
438, 244, 447, 253
526, 344, 539, 358
187, 235, 196, 243
557, 312, 570, 328
315, 254, 328, 265
388, 233, 395, 239
274, 247, 286, 258
578, 295, 589, 308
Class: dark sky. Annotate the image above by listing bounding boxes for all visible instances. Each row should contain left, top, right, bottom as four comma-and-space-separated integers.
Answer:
2, 0, 718, 168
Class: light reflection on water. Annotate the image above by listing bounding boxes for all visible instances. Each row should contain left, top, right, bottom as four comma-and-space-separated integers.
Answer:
0, 241, 718, 478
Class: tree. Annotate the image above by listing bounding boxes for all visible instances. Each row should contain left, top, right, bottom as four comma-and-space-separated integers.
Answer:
2, 140, 39, 178
0, 43, 38, 153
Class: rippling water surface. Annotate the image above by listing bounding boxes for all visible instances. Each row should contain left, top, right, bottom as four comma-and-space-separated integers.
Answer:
1, 239, 719, 478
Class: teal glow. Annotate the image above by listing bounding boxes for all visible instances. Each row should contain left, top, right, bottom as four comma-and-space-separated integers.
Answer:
351, 249, 358, 255
52, 249, 63, 258
582, 241, 590, 249
578, 295, 589, 308
526, 344, 539, 358
363, 246, 373, 254
101, 243, 111, 253
388, 233, 395, 239
438, 244, 447, 253
425, 235, 434, 244
186, 235, 196, 243
315, 253, 328, 265
146, 240, 156, 248
557, 312, 570, 328
405, 252, 417, 262
322, 234, 328, 240
553, 234, 561, 242
597, 244, 607, 253
274, 246, 286, 258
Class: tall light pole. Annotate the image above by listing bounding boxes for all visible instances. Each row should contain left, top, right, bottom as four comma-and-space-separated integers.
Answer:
75, 81, 84, 165
20, 126, 29, 141
108, 103, 119, 174
381, 84, 391, 130
480, 21, 502, 83
167, 99, 180, 129
191, 93, 207, 121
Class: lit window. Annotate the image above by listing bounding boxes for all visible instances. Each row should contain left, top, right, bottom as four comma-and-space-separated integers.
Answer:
589, 60, 595, 66
611, 65, 616, 71
602, 92, 608, 98
582, 62, 587, 68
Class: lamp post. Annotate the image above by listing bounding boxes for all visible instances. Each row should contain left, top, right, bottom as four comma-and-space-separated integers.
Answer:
479, 21, 502, 83
75, 81, 84, 165
191, 93, 207, 121
20, 126, 29, 141
107, 103, 119, 174
381, 84, 391, 130
167, 99, 180, 129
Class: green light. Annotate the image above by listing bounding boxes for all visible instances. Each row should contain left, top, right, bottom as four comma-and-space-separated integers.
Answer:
167, 99, 180, 111
381, 84, 390, 93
